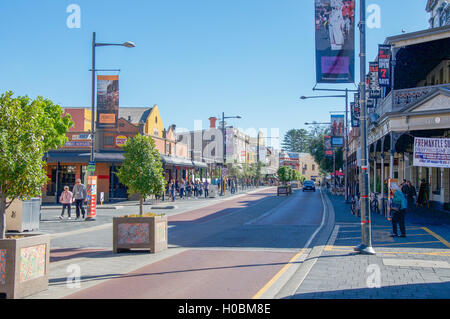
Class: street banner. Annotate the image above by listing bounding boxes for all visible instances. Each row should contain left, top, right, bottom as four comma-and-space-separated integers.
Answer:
324, 135, 333, 158
97, 75, 119, 128
351, 102, 360, 127
378, 45, 392, 87
331, 114, 345, 137
369, 62, 382, 98
315, 0, 355, 83
225, 128, 234, 156
87, 176, 97, 219
413, 137, 450, 168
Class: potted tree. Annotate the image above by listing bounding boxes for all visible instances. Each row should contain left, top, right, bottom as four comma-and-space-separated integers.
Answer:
113, 134, 168, 254
0, 92, 73, 299
277, 166, 292, 196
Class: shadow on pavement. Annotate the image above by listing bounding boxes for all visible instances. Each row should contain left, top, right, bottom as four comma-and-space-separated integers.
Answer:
288, 281, 450, 299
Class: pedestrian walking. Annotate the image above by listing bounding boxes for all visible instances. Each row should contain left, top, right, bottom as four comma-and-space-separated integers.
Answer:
59, 186, 73, 220
389, 184, 407, 237
170, 180, 176, 202
407, 181, 417, 208
204, 180, 209, 198
180, 179, 185, 199
72, 178, 87, 220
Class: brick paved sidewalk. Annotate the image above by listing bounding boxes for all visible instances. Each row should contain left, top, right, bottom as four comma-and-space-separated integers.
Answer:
292, 191, 450, 299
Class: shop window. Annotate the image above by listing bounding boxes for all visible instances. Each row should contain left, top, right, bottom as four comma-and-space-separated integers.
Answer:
104, 135, 114, 146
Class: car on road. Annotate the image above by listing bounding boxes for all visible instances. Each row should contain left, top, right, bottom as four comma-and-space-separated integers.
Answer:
302, 180, 316, 192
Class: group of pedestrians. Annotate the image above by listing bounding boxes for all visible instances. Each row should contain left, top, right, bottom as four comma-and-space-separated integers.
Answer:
59, 178, 88, 220
167, 179, 210, 202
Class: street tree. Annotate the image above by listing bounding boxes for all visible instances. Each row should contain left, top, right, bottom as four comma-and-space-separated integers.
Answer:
0, 91, 73, 239
116, 134, 166, 216
282, 129, 310, 153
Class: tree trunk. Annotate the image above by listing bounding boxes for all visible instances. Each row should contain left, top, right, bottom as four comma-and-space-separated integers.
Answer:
0, 191, 6, 239
139, 194, 143, 216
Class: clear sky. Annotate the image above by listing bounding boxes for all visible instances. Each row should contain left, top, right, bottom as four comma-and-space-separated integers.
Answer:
0, 1, 429, 148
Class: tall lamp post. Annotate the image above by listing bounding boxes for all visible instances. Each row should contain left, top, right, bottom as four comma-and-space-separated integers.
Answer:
301, 93, 353, 203
221, 112, 241, 195
90, 32, 136, 164
355, 0, 375, 255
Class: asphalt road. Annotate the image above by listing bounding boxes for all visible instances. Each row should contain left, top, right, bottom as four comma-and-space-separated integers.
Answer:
60, 187, 327, 299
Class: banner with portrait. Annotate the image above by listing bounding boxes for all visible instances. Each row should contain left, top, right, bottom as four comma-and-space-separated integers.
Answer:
97, 75, 119, 128
315, 0, 355, 83
324, 135, 333, 158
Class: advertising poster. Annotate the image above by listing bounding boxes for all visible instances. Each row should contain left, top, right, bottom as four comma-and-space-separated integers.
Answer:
225, 128, 234, 156
351, 102, 360, 127
324, 135, 333, 158
369, 62, 382, 98
87, 176, 97, 219
331, 114, 345, 137
413, 137, 450, 168
97, 75, 119, 128
378, 45, 392, 87
315, 0, 355, 83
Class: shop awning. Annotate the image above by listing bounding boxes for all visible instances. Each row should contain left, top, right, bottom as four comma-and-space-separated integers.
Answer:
45, 151, 126, 163
192, 160, 208, 168
161, 155, 195, 168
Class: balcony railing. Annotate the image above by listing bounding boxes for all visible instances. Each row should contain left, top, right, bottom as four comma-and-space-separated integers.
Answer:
374, 83, 450, 119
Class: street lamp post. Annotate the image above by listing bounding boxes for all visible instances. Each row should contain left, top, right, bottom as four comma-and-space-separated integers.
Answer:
220, 112, 241, 195
300, 92, 354, 203
355, 0, 376, 255
90, 32, 136, 164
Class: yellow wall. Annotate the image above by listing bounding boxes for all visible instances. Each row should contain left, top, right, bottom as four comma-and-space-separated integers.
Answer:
145, 104, 164, 138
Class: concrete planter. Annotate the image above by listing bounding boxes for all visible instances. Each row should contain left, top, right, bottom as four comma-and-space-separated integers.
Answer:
0, 233, 50, 299
113, 215, 168, 254
277, 185, 291, 196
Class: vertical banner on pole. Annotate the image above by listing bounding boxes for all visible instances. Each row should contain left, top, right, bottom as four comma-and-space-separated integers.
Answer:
324, 135, 333, 158
97, 75, 119, 128
87, 176, 97, 219
315, 0, 356, 83
378, 45, 392, 87
351, 102, 360, 127
331, 114, 345, 147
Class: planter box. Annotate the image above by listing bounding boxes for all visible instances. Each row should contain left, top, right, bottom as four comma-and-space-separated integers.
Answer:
0, 233, 50, 299
113, 216, 168, 254
277, 186, 291, 196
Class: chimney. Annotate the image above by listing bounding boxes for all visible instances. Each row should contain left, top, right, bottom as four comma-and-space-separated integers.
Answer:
209, 117, 217, 128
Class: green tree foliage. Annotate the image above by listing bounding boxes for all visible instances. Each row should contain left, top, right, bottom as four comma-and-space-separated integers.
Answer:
116, 134, 166, 216
307, 126, 343, 175
281, 129, 310, 153
0, 91, 73, 238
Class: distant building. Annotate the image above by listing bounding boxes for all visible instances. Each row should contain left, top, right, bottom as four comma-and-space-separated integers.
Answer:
426, 0, 450, 28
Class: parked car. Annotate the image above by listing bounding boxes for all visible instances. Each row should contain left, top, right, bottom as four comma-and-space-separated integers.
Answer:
303, 180, 316, 192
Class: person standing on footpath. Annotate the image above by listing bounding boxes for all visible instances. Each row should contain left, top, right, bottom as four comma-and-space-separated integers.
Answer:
204, 180, 209, 198
389, 184, 408, 238
170, 180, 176, 202
72, 178, 87, 220
59, 186, 73, 220
406, 181, 417, 209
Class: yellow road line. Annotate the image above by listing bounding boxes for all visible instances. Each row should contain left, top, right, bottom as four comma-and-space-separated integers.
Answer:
374, 241, 442, 247
252, 248, 306, 299
422, 227, 450, 248
324, 245, 450, 256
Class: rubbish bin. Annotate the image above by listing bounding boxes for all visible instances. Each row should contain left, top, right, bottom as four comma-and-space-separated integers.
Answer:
6, 197, 41, 232
208, 185, 218, 198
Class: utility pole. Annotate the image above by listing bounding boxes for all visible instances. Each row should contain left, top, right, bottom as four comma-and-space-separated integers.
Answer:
355, 0, 375, 255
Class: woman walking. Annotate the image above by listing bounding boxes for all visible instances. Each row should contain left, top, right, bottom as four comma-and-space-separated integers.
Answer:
59, 186, 73, 220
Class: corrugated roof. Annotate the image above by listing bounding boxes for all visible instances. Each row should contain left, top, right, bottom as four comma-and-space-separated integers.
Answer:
118, 107, 154, 124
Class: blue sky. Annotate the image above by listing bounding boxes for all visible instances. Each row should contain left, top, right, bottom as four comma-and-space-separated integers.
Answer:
0, 1, 429, 148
